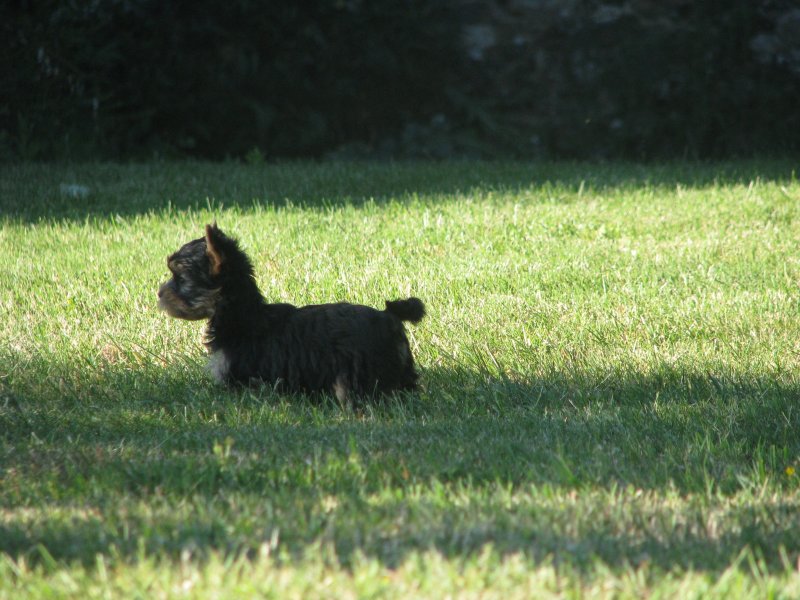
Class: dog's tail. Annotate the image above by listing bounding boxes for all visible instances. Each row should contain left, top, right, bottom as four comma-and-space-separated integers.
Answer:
385, 297, 425, 324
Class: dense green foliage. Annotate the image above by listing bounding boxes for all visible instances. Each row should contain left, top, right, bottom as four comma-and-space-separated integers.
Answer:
1, 161, 800, 596
3, 0, 458, 160
3, 2, 799, 160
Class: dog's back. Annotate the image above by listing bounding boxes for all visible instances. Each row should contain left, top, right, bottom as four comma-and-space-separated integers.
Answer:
225, 298, 424, 399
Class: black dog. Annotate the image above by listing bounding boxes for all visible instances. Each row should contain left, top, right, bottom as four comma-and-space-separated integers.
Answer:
158, 224, 425, 401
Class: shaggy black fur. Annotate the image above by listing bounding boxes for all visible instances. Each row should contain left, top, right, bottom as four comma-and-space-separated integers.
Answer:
158, 224, 425, 401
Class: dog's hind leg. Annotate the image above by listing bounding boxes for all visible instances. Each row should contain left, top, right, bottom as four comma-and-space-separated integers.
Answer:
333, 374, 351, 408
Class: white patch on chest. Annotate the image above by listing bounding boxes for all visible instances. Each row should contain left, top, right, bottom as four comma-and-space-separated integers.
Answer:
208, 350, 231, 383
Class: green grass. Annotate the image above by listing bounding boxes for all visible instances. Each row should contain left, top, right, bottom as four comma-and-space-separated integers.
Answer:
1, 160, 800, 598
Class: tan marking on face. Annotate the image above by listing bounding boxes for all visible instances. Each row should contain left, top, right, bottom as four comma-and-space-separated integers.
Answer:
157, 281, 219, 320
157, 282, 189, 317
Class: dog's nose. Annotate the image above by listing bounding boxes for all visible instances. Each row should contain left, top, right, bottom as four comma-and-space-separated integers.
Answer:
157, 287, 163, 298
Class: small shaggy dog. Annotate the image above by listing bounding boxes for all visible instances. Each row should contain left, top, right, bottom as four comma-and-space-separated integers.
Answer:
158, 224, 425, 402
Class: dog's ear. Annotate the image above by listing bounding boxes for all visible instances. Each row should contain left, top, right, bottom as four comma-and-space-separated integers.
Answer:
205, 223, 225, 276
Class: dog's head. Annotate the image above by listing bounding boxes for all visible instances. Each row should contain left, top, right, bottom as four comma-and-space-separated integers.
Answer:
157, 223, 245, 320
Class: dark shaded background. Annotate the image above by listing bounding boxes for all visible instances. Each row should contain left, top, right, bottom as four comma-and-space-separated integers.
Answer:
3, 0, 799, 161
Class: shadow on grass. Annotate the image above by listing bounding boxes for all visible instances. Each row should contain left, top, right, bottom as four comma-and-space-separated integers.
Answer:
2, 354, 799, 573
2, 159, 797, 222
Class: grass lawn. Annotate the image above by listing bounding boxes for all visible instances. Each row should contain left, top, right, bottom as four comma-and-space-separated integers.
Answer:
1, 160, 800, 598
